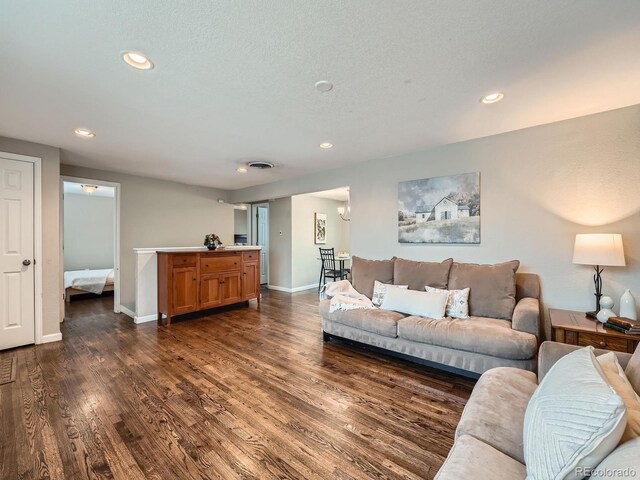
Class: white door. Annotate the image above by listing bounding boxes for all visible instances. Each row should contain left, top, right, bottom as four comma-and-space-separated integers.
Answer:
257, 206, 268, 284
0, 157, 35, 350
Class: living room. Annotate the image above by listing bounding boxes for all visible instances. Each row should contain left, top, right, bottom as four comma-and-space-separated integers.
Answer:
1, 1, 640, 479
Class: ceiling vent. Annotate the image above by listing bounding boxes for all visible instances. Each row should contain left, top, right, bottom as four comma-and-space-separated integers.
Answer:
247, 161, 274, 170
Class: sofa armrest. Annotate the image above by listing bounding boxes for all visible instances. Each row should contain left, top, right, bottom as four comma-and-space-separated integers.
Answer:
538, 341, 633, 383
511, 297, 540, 339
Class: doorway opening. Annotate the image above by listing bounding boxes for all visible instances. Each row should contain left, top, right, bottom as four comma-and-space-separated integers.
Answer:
250, 203, 269, 285
61, 177, 120, 317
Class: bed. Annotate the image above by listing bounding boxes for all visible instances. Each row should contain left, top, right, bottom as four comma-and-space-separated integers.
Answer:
64, 268, 115, 302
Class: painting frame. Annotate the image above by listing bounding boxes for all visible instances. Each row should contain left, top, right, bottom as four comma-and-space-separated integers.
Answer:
398, 172, 480, 244
314, 212, 327, 244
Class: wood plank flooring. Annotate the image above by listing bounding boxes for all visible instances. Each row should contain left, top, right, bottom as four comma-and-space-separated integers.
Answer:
0, 289, 475, 479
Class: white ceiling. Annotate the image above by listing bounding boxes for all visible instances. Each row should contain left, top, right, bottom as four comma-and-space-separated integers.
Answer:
2, 1, 640, 190
307, 187, 350, 202
63, 182, 114, 198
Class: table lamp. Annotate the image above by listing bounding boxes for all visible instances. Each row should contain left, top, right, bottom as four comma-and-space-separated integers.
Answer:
573, 233, 625, 319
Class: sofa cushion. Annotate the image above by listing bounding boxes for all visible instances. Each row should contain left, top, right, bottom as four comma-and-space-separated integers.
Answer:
380, 288, 449, 320
397, 315, 537, 360
456, 367, 537, 463
393, 257, 453, 290
318, 299, 403, 338
435, 434, 525, 480
624, 343, 640, 394
524, 346, 627, 480
448, 260, 520, 320
350, 256, 395, 299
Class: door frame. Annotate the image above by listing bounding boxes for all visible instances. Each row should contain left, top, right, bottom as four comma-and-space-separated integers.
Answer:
0, 151, 44, 344
60, 175, 122, 313
252, 202, 269, 285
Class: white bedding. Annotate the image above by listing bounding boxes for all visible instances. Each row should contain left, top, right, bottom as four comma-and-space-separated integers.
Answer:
64, 269, 114, 295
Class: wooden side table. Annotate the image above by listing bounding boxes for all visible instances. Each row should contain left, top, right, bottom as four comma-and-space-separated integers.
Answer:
550, 308, 640, 354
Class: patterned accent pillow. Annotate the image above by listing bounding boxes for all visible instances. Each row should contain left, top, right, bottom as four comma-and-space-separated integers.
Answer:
372, 280, 408, 306
424, 286, 470, 319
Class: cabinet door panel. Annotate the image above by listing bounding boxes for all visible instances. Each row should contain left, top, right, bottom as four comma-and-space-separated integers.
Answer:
172, 267, 197, 314
200, 275, 223, 309
222, 273, 243, 304
243, 262, 259, 300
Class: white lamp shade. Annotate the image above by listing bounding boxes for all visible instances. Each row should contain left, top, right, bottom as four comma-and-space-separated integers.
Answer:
572, 234, 625, 267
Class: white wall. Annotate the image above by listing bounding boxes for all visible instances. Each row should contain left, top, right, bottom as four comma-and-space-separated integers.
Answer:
60, 161, 234, 311
234, 209, 248, 236
230, 105, 640, 338
268, 198, 292, 289
291, 194, 350, 289
63, 193, 114, 271
0, 136, 61, 337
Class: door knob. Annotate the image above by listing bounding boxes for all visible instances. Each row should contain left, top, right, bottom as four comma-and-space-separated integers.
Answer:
23, 259, 31, 266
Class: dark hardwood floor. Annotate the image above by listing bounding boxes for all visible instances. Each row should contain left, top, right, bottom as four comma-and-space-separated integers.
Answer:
0, 289, 475, 479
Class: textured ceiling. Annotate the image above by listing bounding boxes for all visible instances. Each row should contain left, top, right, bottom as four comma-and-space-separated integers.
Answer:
2, 1, 640, 189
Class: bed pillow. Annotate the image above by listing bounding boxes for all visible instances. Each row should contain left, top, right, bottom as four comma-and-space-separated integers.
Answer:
380, 288, 448, 319
590, 438, 640, 479
393, 258, 453, 290
351, 256, 396, 299
424, 286, 470, 319
523, 346, 627, 480
448, 260, 519, 320
597, 352, 640, 444
372, 280, 408, 306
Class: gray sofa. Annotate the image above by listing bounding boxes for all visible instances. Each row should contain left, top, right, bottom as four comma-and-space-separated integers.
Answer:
320, 257, 541, 377
435, 342, 640, 479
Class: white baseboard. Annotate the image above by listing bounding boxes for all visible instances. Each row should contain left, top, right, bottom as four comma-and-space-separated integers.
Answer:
267, 283, 317, 293
119, 305, 160, 324
39, 332, 62, 344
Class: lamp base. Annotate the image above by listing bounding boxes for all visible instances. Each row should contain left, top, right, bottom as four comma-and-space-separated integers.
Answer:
585, 311, 598, 320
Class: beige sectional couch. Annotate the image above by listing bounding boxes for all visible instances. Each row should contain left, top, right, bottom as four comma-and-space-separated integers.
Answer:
319, 256, 541, 377
435, 341, 640, 479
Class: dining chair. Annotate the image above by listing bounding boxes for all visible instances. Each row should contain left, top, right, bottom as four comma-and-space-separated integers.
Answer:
318, 247, 349, 291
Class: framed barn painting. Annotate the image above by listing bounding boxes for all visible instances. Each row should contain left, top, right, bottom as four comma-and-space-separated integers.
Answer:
314, 213, 327, 244
398, 172, 480, 244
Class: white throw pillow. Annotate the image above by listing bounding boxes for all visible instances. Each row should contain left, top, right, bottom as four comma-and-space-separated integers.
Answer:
372, 280, 408, 306
424, 286, 470, 319
590, 438, 640, 479
380, 288, 448, 319
523, 346, 627, 480
597, 352, 640, 444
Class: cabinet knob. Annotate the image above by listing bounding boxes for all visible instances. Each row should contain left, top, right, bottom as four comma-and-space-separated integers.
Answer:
599, 340, 607, 348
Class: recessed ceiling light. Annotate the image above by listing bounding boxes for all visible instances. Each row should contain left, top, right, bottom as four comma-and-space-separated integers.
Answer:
237, 167, 248, 173
122, 51, 154, 70
74, 127, 95, 138
315, 80, 334, 93
319, 142, 333, 149
481, 92, 504, 104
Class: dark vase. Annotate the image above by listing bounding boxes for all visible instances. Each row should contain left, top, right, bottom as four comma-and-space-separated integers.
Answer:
207, 244, 217, 250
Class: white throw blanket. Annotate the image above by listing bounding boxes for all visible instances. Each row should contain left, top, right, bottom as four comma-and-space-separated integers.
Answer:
64, 269, 114, 295
323, 280, 375, 313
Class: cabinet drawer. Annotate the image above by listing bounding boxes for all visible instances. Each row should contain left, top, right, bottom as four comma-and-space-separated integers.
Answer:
577, 332, 628, 352
172, 254, 196, 267
200, 255, 241, 274
243, 251, 259, 262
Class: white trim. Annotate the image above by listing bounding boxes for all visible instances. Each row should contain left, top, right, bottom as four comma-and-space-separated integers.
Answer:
40, 332, 62, 344
61, 175, 121, 313
120, 305, 161, 324
0, 151, 45, 345
267, 283, 317, 293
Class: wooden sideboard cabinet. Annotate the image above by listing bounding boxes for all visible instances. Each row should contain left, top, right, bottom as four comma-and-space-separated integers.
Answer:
157, 248, 261, 325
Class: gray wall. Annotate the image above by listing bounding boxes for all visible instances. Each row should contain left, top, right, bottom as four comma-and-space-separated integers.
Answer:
268, 198, 293, 289
60, 161, 234, 311
234, 209, 248, 236
63, 193, 114, 271
0, 136, 61, 336
291, 194, 350, 289
230, 105, 640, 339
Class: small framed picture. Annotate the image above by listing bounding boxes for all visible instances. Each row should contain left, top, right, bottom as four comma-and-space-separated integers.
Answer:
315, 213, 327, 244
